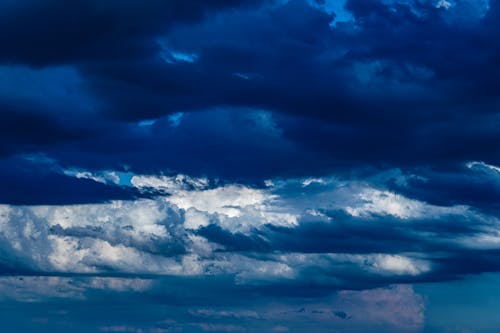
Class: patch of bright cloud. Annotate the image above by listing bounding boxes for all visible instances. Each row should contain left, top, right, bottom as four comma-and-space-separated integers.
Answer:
0, 167, 497, 290
367, 254, 430, 276
302, 177, 326, 187
436, 0, 453, 9
168, 112, 184, 127
157, 40, 198, 64
138, 119, 157, 127
234, 72, 251, 80
345, 188, 467, 219
165, 184, 298, 232
131, 174, 209, 193
466, 161, 500, 174
63, 169, 121, 185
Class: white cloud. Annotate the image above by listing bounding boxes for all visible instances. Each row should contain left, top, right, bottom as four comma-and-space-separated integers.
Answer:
345, 188, 467, 219
276, 253, 430, 278
167, 185, 269, 217
157, 39, 198, 64
366, 254, 430, 276
232, 257, 296, 283
302, 177, 326, 187
88, 277, 153, 292
131, 174, 209, 192
466, 161, 500, 174
32, 200, 169, 238
164, 184, 298, 233
184, 209, 211, 230
436, 0, 452, 9
168, 112, 184, 127
64, 169, 121, 185
0, 170, 493, 286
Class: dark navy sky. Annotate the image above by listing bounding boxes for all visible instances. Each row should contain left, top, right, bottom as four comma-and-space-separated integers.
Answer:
0, 0, 499, 332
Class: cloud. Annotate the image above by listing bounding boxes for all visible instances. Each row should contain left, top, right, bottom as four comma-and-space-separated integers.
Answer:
0, 1, 498, 331
467, 161, 500, 174
193, 324, 246, 332
365, 254, 430, 276
189, 309, 260, 320
0, 276, 153, 302
336, 285, 425, 332
0, 0, 264, 66
344, 188, 467, 219
0, 1, 497, 181
0, 167, 497, 294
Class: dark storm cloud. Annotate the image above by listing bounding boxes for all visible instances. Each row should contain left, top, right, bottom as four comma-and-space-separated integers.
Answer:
0, 170, 136, 205
44, 109, 305, 178
387, 165, 500, 215
0, 101, 83, 156
0, 0, 497, 183
0, 0, 264, 66
0, 156, 140, 204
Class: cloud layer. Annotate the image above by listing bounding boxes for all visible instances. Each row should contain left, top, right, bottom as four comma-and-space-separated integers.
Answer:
0, 0, 499, 332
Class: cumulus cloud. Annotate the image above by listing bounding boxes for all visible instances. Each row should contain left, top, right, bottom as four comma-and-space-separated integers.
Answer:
0, 168, 497, 287
344, 188, 467, 219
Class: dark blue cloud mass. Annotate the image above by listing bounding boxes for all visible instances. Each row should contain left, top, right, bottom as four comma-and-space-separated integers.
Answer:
0, 0, 498, 178
0, 0, 499, 332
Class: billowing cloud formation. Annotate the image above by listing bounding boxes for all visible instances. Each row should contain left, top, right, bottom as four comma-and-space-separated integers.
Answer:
0, 164, 498, 333
0, 168, 498, 287
0, 0, 498, 179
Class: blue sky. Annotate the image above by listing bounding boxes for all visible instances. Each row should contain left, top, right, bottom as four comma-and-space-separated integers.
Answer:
0, 0, 499, 332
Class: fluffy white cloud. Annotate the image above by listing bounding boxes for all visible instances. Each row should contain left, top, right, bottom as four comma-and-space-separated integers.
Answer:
275, 253, 430, 278
0, 170, 493, 287
130, 175, 299, 233
363, 254, 430, 276
167, 185, 269, 218
345, 188, 467, 219
32, 200, 169, 238
266, 175, 468, 221
163, 183, 299, 233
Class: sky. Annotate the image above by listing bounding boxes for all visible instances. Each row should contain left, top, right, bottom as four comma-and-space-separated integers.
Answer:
0, 0, 499, 332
